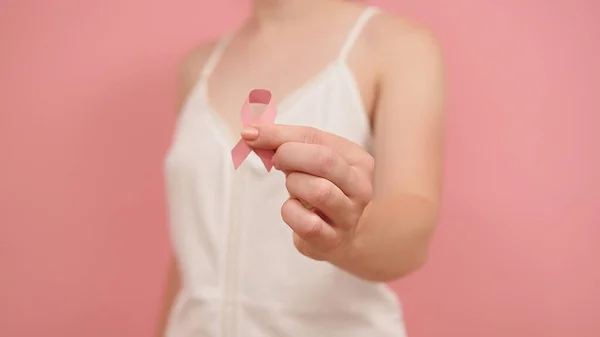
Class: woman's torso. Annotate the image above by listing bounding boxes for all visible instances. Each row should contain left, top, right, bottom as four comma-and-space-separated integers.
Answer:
164, 5, 406, 337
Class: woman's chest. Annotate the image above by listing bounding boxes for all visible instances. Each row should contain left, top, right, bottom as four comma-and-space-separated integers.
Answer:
204, 52, 377, 139
172, 84, 371, 163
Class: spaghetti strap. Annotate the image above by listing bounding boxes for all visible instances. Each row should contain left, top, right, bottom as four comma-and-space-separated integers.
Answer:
199, 33, 234, 83
338, 6, 380, 60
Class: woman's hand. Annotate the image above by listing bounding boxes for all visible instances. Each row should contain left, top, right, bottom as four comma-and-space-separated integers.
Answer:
241, 124, 373, 263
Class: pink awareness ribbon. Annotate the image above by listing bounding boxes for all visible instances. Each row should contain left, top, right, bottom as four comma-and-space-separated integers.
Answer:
231, 89, 277, 171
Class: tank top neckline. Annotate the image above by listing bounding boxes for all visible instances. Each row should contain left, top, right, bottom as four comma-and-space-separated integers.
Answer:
199, 60, 352, 146
191, 6, 380, 147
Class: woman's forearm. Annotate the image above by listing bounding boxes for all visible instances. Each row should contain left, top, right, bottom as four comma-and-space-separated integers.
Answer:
334, 194, 439, 282
155, 256, 181, 337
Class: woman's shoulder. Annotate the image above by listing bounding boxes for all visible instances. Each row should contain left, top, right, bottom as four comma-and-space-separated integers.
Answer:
359, 8, 444, 79
363, 8, 442, 56
178, 41, 218, 92
176, 40, 221, 109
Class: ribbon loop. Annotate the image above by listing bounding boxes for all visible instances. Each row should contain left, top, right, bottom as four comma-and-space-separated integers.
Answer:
231, 89, 277, 171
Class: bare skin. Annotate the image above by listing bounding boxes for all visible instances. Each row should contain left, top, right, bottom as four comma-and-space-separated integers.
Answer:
157, 0, 445, 335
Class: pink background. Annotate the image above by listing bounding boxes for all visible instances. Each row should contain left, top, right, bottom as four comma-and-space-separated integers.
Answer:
1, 1, 598, 336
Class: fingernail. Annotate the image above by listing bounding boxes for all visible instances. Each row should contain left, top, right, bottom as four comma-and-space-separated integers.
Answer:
241, 126, 258, 139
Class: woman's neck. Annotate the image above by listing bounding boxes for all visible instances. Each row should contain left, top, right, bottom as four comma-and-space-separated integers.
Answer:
251, 0, 342, 26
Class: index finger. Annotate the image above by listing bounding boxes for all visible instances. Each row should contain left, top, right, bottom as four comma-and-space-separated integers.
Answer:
242, 124, 367, 166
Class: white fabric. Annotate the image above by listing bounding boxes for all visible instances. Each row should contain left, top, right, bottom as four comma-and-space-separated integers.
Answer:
164, 6, 406, 337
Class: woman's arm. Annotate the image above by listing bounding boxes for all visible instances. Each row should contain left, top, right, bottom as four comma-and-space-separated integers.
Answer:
155, 257, 180, 337
340, 17, 445, 281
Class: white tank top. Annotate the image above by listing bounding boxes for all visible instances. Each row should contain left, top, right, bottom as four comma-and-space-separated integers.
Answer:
164, 7, 406, 337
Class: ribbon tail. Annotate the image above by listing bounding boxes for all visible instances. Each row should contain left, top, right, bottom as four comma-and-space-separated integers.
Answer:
231, 140, 253, 170
254, 149, 275, 172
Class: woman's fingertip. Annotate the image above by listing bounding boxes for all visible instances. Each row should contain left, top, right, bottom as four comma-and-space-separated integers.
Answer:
241, 126, 259, 139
